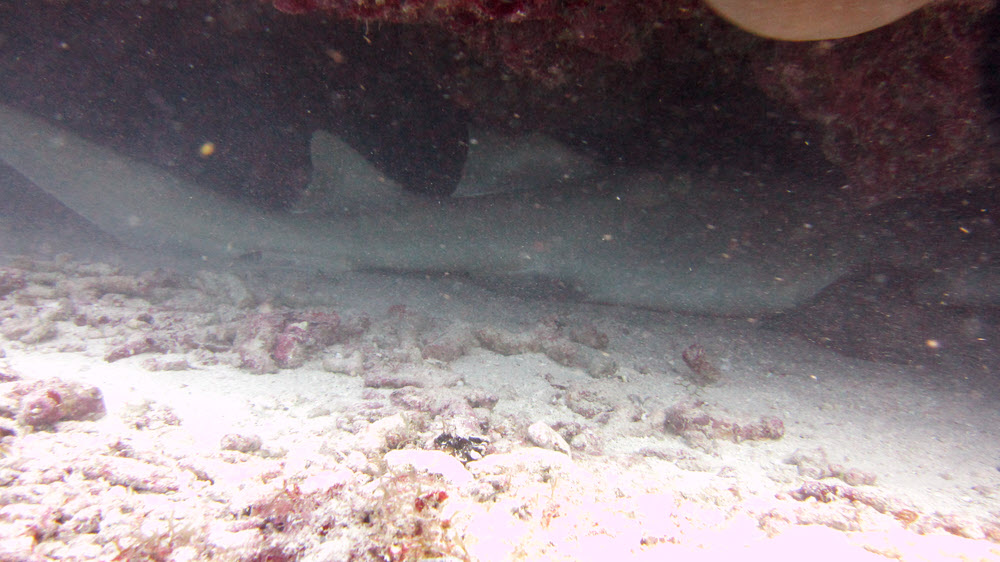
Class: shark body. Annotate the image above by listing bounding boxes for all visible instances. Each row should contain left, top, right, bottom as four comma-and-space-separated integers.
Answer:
0, 104, 856, 315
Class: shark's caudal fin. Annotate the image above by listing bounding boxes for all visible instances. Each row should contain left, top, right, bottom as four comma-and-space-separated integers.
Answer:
0, 104, 262, 259
0, 103, 353, 269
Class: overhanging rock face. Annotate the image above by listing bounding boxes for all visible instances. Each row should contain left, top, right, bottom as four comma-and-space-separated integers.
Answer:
0, 1, 996, 206
269, 0, 998, 205
752, 3, 996, 206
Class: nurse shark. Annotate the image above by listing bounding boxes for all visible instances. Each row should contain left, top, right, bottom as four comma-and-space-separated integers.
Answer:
0, 103, 859, 316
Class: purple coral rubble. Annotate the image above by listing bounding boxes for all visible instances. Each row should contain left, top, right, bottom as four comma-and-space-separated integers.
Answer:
5, 378, 106, 429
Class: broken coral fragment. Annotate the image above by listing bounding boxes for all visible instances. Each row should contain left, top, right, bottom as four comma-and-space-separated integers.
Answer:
665, 401, 784, 447
3, 377, 106, 429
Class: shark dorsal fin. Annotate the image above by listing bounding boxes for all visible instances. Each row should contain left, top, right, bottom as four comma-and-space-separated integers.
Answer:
294, 130, 417, 216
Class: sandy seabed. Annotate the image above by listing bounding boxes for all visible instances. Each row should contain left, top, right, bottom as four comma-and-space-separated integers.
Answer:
0, 247, 998, 562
